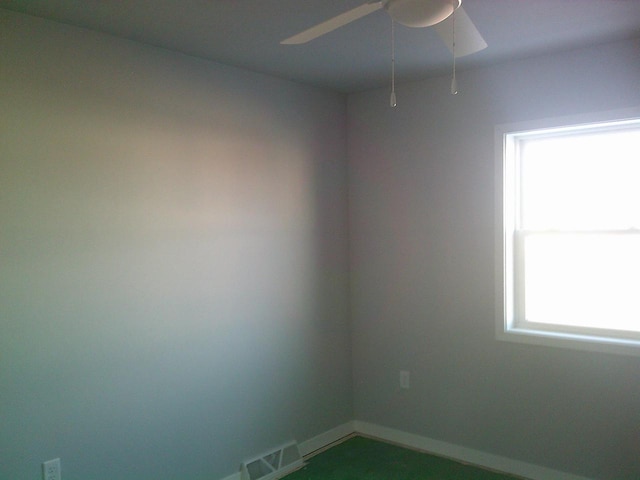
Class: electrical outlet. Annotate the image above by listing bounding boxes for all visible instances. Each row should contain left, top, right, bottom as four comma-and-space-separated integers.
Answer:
43, 458, 61, 480
400, 370, 410, 389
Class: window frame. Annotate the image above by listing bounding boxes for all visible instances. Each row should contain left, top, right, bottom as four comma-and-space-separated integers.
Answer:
495, 108, 640, 356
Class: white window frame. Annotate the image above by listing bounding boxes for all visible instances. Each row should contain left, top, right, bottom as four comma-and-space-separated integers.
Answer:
495, 108, 640, 356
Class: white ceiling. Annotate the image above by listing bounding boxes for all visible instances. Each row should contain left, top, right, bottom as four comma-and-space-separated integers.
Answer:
3, 0, 640, 92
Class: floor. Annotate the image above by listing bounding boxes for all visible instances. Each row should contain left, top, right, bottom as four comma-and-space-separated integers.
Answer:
283, 436, 523, 480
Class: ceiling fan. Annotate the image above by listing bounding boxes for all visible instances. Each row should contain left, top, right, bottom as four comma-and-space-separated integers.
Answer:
281, 0, 487, 102
281, 0, 486, 58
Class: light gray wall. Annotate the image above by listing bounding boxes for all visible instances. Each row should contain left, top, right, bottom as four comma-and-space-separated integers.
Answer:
0, 10, 351, 480
348, 39, 640, 480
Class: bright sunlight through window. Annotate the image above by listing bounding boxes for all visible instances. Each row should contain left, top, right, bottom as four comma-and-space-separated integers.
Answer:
496, 111, 640, 355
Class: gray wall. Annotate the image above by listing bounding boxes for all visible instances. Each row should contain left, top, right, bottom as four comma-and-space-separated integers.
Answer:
3, 7, 639, 480
349, 39, 640, 480
1, 10, 351, 480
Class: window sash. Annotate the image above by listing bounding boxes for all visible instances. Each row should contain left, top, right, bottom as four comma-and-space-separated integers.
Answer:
512, 229, 640, 341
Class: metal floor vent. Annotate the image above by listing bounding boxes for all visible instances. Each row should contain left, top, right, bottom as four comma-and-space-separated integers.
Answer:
241, 441, 304, 480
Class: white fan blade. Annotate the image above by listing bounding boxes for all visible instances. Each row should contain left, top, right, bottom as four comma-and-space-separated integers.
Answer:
281, 2, 383, 45
434, 6, 487, 57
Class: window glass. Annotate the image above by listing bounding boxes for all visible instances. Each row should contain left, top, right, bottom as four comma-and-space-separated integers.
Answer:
524, 233, 640, 332
520, 128, 640, 230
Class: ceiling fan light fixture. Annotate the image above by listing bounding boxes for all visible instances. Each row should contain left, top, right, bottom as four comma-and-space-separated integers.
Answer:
386, 0, 461, 28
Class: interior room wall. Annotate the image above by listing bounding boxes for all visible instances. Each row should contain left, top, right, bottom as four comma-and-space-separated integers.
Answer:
0, 10, 351, 480
348, 38, 640, 480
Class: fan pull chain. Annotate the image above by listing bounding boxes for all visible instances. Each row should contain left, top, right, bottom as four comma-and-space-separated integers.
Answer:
390, 18, 397, 107
450, 4, 458, 95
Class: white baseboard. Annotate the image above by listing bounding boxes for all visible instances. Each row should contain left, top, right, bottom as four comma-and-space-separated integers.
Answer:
221, 420, 594, 480
219, 422, 355, 480
353, 421, 594, 480
298, 421, 356, 457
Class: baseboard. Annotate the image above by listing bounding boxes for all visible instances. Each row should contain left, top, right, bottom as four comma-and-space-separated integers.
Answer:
298, 421, 356, 457
222, 420, 594, 480
353, 421, 594, 480
219, 422, 355, 480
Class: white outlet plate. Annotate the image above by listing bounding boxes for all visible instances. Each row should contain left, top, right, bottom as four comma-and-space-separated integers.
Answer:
400, 370, 410, 389
43, 458, 61, 480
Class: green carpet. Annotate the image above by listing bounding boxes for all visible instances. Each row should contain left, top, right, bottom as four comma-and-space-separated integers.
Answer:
284, 436, 522, 480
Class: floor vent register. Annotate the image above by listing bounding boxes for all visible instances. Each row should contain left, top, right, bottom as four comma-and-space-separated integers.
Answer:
241, 441, 304, 480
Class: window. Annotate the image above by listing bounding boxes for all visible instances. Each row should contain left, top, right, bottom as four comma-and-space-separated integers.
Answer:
496, 110, 640, 355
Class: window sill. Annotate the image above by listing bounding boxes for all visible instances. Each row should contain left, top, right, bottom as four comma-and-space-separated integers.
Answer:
497, 325, 640, 356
